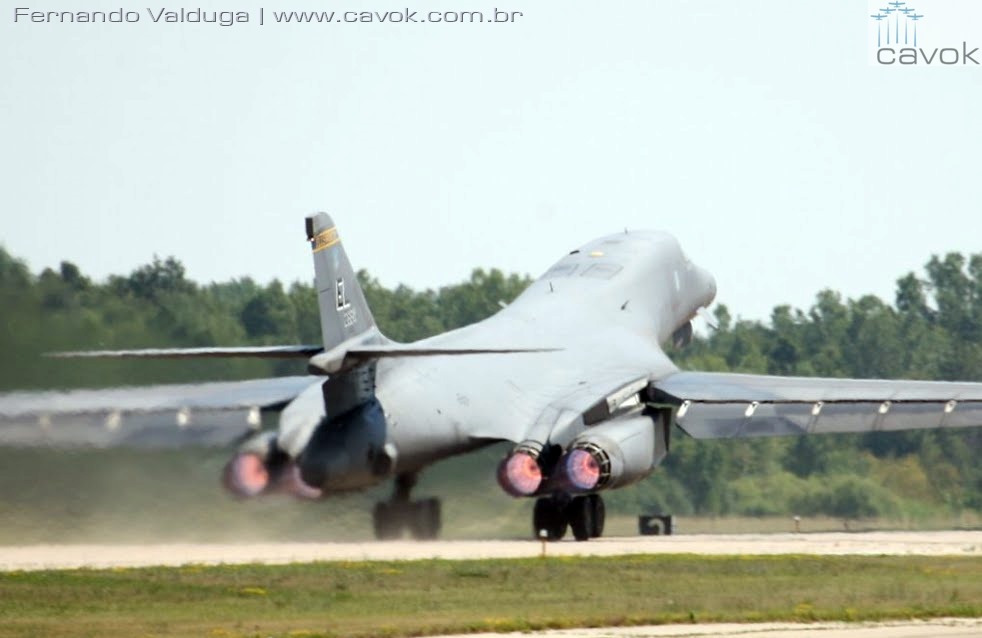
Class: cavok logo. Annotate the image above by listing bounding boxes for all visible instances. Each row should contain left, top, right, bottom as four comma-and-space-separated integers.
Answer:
868, 1, 980, 66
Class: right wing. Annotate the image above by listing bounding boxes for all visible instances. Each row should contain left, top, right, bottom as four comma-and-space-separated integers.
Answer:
649, 371, 982, 438
0, 376, 320, 448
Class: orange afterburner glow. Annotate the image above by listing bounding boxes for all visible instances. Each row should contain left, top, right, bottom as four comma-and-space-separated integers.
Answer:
222, 452, 270, 497
497, 451, 542, 496
281, 463, 323, 500
565, 448, 601, 491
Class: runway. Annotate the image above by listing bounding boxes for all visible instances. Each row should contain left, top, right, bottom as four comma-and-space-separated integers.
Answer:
433, 619, 982, 638
1, 531, 980, 571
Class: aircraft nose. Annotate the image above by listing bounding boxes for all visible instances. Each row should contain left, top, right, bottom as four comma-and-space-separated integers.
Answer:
699, 267, 717, 306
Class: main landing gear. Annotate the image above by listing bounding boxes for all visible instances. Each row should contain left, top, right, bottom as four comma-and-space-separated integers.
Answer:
372, 473, 442, 540
533, 493, 605, 542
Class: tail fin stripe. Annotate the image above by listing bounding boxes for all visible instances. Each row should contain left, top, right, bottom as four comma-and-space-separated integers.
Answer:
312, 227, 340, 253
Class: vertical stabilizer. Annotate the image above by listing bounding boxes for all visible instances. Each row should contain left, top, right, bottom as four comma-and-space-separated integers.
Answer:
305, 212, 381, 350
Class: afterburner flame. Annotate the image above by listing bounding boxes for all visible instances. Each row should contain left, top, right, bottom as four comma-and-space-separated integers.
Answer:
222, 452, 270, 497
280, 463, 322, 500
497, 451, 542, 496
565, 448, 601, 491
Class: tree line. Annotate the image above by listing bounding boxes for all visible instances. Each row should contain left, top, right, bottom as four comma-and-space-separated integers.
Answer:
0, 246, 979, 520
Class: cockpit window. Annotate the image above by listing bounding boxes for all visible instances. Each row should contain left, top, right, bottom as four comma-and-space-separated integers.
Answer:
545, 264, 578, 278
580, 263, 622, 279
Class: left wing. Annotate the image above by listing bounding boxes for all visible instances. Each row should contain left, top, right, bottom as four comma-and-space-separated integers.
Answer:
649, 371, 982, 438
0, 376, 319, 448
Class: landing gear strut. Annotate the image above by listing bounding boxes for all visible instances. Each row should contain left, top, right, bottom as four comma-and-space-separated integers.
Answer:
532, 493, 605, 542
533, 496, 568, 541
372, 473, 442, 541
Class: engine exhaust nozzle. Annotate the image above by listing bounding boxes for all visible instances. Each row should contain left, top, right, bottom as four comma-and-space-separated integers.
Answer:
497, 451, 543, 497
222, 452, 270, 498
563, 447, 603, 491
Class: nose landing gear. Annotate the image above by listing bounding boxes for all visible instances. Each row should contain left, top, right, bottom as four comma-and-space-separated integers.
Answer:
372, 473, 442, 540
532, 493, 605, 542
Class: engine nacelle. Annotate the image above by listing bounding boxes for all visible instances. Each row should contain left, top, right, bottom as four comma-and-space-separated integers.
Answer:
295, 398, 393, 494
560, 413, 666, 492
222, 431, 321, 500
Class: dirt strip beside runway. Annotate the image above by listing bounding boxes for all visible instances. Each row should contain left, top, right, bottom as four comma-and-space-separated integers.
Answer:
1, 531, 980, 571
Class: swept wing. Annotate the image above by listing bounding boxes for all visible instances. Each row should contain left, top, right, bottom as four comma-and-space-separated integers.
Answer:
0, 376, 319, 448
650, 372, 982, 438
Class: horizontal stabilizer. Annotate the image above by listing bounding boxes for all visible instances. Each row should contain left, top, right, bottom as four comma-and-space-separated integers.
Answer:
308, 344, 559, 374
349, 345, 558, 359
46, 345, 323, 360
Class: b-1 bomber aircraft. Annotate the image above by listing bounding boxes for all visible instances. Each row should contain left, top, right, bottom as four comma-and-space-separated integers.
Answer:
2, 213, 982, 541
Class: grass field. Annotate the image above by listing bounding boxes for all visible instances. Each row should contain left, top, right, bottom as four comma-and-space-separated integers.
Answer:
2, 554, 980, 638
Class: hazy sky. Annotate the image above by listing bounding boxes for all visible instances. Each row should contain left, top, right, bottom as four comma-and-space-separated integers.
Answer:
2, 0, 980, 321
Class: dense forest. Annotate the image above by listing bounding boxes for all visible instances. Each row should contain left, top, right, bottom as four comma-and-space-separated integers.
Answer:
1, 246, 980, 523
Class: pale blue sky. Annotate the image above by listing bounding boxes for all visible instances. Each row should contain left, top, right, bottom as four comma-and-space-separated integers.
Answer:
2, 0, 980, 321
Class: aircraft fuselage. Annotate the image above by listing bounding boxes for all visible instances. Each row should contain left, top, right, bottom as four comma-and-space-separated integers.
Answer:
279, 230, 716, 497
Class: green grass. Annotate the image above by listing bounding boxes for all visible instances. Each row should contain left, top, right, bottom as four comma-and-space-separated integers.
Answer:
2, 554, 981, 637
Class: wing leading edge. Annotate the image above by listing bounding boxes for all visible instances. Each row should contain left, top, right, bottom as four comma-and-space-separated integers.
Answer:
649, 371, 982, 439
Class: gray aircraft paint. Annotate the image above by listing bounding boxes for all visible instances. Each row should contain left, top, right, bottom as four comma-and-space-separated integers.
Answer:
0, 376, 318, 448
2, 216, 982, 502
306, 212, 382, 351
356, 230, 715, 476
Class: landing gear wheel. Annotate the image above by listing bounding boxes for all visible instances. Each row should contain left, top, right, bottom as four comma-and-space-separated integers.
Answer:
588, 494, 605, 538
568, 496, 594, 542
533, 497, 568, 541
409, 498, 442, 540
373, 502, 402, 540
373, 474, 443, 541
